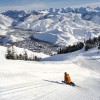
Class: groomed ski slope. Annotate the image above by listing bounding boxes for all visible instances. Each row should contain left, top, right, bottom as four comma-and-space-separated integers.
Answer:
0, 46, 100, 100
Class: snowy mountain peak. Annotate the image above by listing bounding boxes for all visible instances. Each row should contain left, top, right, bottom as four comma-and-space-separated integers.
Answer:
0, 7, 100, 45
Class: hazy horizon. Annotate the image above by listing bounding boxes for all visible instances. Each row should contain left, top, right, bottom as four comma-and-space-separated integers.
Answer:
0, 0, 100, 12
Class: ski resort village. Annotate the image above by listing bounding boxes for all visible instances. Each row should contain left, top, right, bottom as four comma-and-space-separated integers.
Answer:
0, 0, 100, 100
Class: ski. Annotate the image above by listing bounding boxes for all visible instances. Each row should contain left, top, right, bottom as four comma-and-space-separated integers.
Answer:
62, 81, 80, 87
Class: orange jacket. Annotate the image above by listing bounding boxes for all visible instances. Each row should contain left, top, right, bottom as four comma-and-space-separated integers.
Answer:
64, 73, 71, 83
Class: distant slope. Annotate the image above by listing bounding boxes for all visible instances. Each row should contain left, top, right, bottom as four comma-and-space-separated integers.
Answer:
42, 48, 100, 62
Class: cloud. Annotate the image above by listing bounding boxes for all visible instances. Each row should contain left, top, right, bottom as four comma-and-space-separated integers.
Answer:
0, 1, 99, 12
0, 3, 47, 12
71, 1, 100, 8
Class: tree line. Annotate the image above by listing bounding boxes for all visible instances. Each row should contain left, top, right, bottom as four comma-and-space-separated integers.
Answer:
5, 45, 40, 61
85, 36, 100, 51
58, 36, 100, 54
58, 42, 84, 54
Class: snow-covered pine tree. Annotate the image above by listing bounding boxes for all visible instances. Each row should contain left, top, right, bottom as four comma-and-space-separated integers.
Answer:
6, 45, 17, 59
23, 49, 28, 60
11, 45, 16, 59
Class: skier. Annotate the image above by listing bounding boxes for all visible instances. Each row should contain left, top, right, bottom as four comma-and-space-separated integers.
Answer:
64, 72, 75, 86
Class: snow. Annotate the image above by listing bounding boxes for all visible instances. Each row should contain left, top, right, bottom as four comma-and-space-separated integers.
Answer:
0, 6, 100, 99
1, 35, 24, 44
0, 14, 13, 28
34, 29, 71, 45
0, 7, 100, 46
91, 15, 100, 24
0, 46, 49, 60
0, 46, 7, 60
13, 46, 49, 58
15, 8, 100, 45
0, 14, 13, 35
0, 46, 100, 100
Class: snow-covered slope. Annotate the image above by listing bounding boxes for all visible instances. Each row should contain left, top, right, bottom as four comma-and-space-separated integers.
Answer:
0, 7, 100, 46
0, 46, 7, 60
2, 10, 40, 22
11, 46, 49, 58
0, 46, 100, 100
17, 14, 45, 29
0, 46, 49, 59
0, 14, 13, 27
0, 14, 13, 35
15, 7, 100, 45
0, 35, 24, 44
42, 48, 100, 62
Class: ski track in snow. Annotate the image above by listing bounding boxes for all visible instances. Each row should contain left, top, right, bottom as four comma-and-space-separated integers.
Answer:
0, 81, 51, 96
0, 80, 96, 100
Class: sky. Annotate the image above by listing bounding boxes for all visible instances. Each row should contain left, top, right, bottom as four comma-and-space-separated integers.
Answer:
0, 0, 100, 12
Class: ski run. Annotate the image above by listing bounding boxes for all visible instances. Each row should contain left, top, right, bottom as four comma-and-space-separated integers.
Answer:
0, 46, 100, 100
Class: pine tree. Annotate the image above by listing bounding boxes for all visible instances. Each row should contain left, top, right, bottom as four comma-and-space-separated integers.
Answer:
6, 46, 12, 59
11, 45, 16, 59
6, 45, 16, 59
18, 54, 24, 60
24, 49, 28, 60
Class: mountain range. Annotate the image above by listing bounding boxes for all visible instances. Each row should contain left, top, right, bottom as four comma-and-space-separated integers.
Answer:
0, 7, 100, 51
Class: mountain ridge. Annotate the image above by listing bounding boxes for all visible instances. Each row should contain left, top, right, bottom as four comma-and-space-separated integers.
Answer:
0, 7, 100, 47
